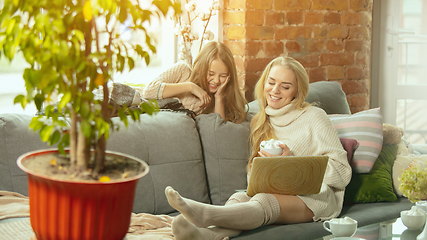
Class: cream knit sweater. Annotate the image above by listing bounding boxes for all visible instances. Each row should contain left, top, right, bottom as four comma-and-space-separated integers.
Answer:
141, 62, 203, 115
265, 102, 352, 221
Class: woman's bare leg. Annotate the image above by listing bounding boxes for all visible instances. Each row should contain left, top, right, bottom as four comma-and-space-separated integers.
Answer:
272, 194, 314, 224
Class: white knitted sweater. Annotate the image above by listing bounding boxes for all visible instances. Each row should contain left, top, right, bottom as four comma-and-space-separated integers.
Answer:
265, 102, 352, 221
141, 62, 203, 115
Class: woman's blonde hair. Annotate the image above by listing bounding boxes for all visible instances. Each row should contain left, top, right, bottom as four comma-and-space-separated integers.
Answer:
190, 41, 247, 123
247, 56, 310, 172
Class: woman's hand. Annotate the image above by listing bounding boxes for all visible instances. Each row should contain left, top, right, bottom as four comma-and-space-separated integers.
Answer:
190, 83, 211, 108
258, 143, 292, 157
214, 76, 230, 100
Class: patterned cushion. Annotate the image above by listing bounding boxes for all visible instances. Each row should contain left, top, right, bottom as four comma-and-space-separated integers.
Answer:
329, 108, 383, 173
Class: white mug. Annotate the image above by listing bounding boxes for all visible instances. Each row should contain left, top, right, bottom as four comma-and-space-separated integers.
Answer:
323, 217, 357, 237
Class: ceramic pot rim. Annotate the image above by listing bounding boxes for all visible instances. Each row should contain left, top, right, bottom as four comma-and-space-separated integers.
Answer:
17, 148, 149, 185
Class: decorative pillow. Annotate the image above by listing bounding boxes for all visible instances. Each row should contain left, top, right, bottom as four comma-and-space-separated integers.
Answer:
329, 108, 383, 173
344, 144, 398, 204
340, 138, 359, 164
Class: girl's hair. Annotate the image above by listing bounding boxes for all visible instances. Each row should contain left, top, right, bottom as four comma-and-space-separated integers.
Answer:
247, 56, 310, 172
190, 41, 247, 123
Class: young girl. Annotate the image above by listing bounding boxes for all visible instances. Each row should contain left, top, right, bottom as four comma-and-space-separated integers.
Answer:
163, 56, 352, 240
142, 41, 247, 123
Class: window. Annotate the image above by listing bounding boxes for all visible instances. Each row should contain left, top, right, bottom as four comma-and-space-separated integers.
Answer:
0, 2, 177, 114
374, 0, 427, 145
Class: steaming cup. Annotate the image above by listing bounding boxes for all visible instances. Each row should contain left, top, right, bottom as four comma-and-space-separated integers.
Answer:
323, 216, 357, 237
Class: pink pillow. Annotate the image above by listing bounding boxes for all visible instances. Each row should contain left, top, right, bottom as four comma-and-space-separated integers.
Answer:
340, 138, 359, 164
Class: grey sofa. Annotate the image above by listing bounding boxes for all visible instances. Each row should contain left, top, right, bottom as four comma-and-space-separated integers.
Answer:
0, 81, 414, 239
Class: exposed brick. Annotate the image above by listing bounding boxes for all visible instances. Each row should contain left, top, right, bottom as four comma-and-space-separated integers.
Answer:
227, 26, 246, 40
291, 53, 320, 67
246, 11, 264, 26
312, 0, 348, 11
349, 27, 370, 39
247, 0, 273, 10
350, 0, 371, 11
326, 40, 344, 52
320, 53, 355, 65
286, 11, 304, 25
304, 12, 324, 25
349, 93, 369, 111
341, 80, 367, 94
341, 12, 367, 26
245, 72, 263, 101
327, 65, 345, 80
247, 57, 275, 72
234, 55, 245, 72
345, 40, 365, 51
224, 40, 246, 56
274, 0, 311, 11
309, 67, 327, 82
223, 10, 246, 25
347, 66, 364, 79
247, 26, 274, 40
225, 0, 246, 9
328, 25, 349, 38
285, 41, 301, 53
307, 40, 326, 52
266, 12, 285, 25
324, 12, 341, 24
313, 27, 328, 39
355, 52, 369, 66
247, 41, 263, 57
275, 26, 312, 40
265, 41, 284, 56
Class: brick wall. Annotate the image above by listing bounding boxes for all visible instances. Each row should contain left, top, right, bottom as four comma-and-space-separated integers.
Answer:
223, 0, 373, 113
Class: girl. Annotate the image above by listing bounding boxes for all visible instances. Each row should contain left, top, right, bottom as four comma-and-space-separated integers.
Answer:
142, 41, 247, 123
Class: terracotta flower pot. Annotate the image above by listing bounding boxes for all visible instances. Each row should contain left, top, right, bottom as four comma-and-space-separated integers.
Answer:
17, 149, 149, 240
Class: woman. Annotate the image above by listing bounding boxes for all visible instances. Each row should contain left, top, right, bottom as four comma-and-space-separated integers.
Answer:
142, 41, 247, 123
164, 56, 352, 240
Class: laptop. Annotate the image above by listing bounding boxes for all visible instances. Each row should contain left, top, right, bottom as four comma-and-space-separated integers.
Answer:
246, 155, 329, 197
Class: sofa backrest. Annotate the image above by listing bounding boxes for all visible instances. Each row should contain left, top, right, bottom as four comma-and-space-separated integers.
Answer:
0, 111, 211, 215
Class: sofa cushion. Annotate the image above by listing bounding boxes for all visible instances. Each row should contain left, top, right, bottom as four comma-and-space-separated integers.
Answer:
329, 108, 384, 173
108, 111, 210, 214
195, 113, 252, 205
248, 81, 351, 115
344, 144, 398, 204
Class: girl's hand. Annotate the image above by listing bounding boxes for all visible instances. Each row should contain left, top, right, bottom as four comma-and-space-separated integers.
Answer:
191, 83, 211, 108
214, 76, 230, 100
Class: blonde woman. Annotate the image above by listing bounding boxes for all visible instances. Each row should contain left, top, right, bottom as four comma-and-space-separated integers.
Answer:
142, 41, 247, 123
163, 56, 352, 240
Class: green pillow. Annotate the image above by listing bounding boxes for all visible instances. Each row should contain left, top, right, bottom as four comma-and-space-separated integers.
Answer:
344, 144, 398, 204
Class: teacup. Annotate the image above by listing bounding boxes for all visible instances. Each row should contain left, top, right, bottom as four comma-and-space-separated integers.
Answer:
260, 139, 283, 155
323, 216, 357, 237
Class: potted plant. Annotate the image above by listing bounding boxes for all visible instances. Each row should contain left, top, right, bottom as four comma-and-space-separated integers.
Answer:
0, 0, 180, 239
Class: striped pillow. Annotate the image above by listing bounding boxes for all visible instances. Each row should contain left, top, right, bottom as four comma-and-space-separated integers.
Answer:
329, 108, 383, 173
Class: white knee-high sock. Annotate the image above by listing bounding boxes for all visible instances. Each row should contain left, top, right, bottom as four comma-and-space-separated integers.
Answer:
225, 192, 251, 205
165, 186, 281, 230
172, 215, 241, 240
